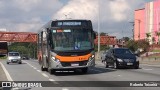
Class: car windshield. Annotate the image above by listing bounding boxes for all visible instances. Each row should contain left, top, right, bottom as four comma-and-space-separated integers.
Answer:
51, 29, 94, 51
9, 53, 19, 56
114, 49, 133, 55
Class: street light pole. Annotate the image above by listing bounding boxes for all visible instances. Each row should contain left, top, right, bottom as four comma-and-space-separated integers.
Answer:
98, 0, 100, 59
129, 22, 135, 40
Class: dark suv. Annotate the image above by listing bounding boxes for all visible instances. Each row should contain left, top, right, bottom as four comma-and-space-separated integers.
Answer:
104, 48, 139, 69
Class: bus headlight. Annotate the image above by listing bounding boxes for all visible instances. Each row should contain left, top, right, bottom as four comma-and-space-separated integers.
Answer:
51, 56, 60, 63
89, 55, 95, 61
51, 57, 55, 60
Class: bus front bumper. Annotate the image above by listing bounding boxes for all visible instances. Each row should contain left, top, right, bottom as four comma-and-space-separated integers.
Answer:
50, 59, 95, 69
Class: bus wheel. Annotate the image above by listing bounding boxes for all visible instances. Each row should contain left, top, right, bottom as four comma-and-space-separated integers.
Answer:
41, 65, 46, 71
81, 68, 88, 74
48, 68, 55, 75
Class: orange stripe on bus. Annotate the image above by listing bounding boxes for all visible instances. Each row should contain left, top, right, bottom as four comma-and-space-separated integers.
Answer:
56, 53, 91, 62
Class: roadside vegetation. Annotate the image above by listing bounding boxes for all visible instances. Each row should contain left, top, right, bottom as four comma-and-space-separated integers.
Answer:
8, 42, 37, 59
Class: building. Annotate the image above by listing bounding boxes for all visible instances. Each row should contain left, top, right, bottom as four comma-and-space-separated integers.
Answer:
94, 35, 117, 45
134, 0, 160, 44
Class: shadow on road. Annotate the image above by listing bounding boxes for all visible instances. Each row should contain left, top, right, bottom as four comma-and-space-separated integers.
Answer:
6, 62, 27, 65
53, 66, 117, 76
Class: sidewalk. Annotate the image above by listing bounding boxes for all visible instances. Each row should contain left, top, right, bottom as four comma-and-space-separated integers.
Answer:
139, 57, 160, 65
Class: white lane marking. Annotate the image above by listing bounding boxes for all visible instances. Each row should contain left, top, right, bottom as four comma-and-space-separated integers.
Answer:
41, 73, 49, 78
117, 75, 121, 77
141, 64, 160, 67
0, 62, 13, 81
49, 79, 55, 81
33, 67, 37, 70
23, 60, 59, 85
23, 61, 34, 67
37, 70, 41, 73
49, 79, 59, 84
142, 68, 153, 70
62, 88, 69, 90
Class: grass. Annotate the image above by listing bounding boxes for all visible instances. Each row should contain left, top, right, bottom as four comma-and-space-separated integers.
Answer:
148, 56, 160, 58
0, 56, 7, 60
151, 49, 160, 52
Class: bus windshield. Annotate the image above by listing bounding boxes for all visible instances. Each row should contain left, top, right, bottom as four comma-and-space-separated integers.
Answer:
51, 29, 94, 51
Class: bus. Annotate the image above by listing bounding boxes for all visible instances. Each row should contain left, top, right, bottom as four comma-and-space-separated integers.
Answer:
0, 42, 8, 57
37, 19, 96, 74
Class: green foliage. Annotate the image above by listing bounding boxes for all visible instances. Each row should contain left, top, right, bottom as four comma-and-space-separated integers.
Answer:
125, 40, 138, 52
8, 42, 37, 59
122, 37, 130, 42
100, 32, 108, 36
95, 45, 110, 51
125, 39, 149, 52
0, 56, 7, 59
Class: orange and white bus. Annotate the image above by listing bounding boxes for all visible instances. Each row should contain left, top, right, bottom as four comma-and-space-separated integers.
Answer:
37, 20, 96, 74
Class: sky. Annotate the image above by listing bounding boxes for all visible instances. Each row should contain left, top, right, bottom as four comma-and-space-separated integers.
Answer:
0, 0, 153, 39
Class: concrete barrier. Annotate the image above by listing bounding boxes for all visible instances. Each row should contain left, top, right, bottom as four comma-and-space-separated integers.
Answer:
139, 57, 160, 65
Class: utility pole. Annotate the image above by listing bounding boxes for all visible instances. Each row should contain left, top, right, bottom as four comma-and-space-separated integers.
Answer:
130, 19, 141, 40
129, 22, 135, 40
97, 0, 100, 59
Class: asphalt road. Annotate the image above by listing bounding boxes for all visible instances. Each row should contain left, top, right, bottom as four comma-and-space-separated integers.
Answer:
0, 59, 160, 90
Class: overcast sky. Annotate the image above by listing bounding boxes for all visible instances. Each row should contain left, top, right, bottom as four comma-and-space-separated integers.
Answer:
0, 0, 153, 39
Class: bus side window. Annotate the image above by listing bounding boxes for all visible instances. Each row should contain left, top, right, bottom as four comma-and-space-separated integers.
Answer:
43, 31, 47, 45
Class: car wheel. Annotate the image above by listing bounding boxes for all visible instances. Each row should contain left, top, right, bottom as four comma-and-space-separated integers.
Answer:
18, 62, 22, 64
134, 64, 139, 69
114, 62, 118, 69
105, 61, 109, 68
7, 62, 9, 64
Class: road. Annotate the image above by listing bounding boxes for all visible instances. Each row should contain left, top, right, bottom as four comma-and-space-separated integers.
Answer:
0, 59, 160, 90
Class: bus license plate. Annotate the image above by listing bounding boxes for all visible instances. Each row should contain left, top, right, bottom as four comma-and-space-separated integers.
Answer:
71, 63, 79, 66
127, 63, 133, 65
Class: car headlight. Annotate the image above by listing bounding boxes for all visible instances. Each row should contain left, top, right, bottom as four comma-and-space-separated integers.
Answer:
18, 56, 21, 59
117, 58, 123, 62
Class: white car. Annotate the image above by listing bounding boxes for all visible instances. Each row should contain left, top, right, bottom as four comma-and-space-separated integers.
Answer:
7, 52, 22, 64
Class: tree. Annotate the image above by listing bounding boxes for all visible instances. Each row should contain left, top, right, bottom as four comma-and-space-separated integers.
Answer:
8, 42, 37, 59
122, 37, 130, 42
100, 32, 108, 36
152, 37, 156, 44
146, 33, 151, 42
125, 39, 149, 52
155, 31, 160, 44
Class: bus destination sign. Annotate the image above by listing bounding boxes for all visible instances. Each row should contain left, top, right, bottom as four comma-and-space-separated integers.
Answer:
57, 22, 81, 26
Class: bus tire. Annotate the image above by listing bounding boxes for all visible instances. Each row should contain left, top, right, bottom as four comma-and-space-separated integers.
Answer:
41, 65, 46, 71
48, 68, 55, 75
